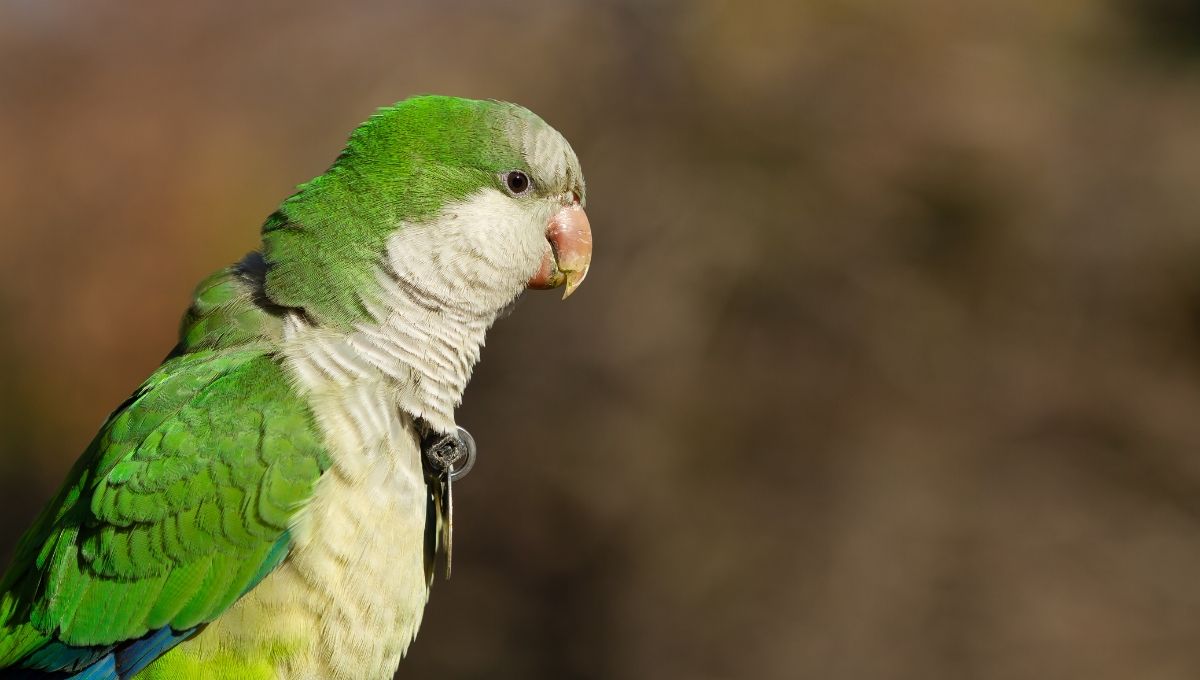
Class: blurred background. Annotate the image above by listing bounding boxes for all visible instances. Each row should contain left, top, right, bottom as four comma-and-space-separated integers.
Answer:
2, 1, 1200, 678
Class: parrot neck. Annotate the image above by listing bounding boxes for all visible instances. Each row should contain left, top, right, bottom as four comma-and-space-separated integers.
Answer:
280, 308, 491, 435
279, 216, 523, 434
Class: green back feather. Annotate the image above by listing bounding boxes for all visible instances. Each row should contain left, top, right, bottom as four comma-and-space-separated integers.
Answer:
0, 268, 328, 668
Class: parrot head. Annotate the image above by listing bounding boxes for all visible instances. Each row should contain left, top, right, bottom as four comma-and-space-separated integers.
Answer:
260, 95, 591, 327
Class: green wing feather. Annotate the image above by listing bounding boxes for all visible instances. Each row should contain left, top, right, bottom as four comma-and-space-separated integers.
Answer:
0, 259, 328, 667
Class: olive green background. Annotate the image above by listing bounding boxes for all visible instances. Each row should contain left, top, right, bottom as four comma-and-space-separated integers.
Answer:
2, 2, 1199, 678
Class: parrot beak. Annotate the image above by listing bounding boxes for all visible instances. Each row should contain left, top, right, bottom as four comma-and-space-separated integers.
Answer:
528, 201, 592, 299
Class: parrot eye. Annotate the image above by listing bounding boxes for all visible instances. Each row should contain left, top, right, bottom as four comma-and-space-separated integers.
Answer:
502, 170, 532, 196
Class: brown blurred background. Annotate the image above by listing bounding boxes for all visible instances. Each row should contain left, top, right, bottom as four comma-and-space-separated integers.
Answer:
2, 1, 1200, 678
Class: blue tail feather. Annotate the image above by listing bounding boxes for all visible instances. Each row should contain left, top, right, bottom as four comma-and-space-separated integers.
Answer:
113, 626, 196, 678
65, 655, 114, 680
2, 625, 197, 680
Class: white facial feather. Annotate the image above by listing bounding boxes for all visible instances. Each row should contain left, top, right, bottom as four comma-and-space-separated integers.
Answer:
391, 186, 554, 315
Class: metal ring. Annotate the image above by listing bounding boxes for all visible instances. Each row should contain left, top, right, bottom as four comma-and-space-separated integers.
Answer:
449, 426, 476, 481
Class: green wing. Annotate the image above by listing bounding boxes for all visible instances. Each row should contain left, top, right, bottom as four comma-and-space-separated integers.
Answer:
0, 262, 328, 669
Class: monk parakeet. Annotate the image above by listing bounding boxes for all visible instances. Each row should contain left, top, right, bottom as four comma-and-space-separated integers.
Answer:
0, 95, 591, 679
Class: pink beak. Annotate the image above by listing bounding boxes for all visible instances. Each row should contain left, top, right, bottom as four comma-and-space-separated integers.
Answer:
528, 202, 592, 299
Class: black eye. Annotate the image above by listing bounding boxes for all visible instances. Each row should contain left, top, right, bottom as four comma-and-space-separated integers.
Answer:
503, 170, 531, 196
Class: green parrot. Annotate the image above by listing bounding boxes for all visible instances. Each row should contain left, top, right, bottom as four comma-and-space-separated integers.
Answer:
0, 95, 591, 679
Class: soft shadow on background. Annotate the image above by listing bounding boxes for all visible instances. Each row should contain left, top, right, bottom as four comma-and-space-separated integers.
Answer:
3, 2, 1200, 678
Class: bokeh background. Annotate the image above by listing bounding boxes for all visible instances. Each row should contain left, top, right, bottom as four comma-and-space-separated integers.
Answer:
2, 1, 1200, 678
